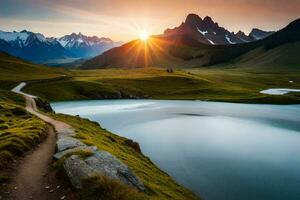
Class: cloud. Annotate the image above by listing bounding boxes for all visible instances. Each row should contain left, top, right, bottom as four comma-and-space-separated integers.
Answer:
0, 0, 298, 41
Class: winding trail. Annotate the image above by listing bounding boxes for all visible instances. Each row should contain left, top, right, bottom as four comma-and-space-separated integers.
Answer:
8, 82, 77, 200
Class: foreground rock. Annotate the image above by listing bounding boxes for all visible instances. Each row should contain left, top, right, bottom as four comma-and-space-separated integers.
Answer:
54, 136, 145, 191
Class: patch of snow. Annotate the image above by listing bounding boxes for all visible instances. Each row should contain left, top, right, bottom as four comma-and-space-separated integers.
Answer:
239, 38, 249, 43
58, 39, 68, 47
77, 38, 84, 43
260, 88, 300, 95
197, 27, 208, 35
36, 33, 47, 42
213, 32, 217, 35
252, 34, 261, 40
225, 34, 236, 44
207, 39, 215, 45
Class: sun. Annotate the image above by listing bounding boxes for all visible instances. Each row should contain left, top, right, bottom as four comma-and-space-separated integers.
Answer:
139, 31, 149, 41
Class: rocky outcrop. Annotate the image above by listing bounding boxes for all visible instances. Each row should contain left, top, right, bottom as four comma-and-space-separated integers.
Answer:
35, 97, 53, 112
54, 136, 145, 191
123, 139, 142, 154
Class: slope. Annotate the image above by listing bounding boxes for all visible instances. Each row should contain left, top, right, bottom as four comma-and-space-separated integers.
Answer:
227, 41, 300, 72
0, 51, 65, 89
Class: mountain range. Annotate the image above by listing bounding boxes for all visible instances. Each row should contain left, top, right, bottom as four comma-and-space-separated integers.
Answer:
163, 14, 274, 45
82, 14, 299, 70
0, 30, 121, 63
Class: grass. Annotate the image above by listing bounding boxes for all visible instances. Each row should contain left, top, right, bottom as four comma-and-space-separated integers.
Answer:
50, 113, 200, 200
24, 67, 300, 104
0, 53, 200, 199
0, 52, 57, 181
81, 175, 148, 200
0, 51, 66, 91
0, 99, 47, 169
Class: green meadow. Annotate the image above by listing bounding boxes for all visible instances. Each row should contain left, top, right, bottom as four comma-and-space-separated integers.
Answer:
24, 67, 300, 104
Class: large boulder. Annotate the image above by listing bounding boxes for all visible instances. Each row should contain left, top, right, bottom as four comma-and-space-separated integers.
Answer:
57, 136, 145, 191
56, 137, 85, 152
63, 155, 95, 189
85, 151, 145, 191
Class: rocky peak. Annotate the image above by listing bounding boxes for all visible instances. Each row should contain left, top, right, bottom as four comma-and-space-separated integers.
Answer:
249, 28, 274, 40
203, 16, 214, 25
236, 30, 247, 37
185, 13, 202, 25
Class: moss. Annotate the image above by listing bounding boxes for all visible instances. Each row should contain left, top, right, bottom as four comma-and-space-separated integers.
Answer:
0, 100, 47, 168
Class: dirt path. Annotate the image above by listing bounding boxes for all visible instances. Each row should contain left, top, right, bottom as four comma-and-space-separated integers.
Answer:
6, 82, 78, 200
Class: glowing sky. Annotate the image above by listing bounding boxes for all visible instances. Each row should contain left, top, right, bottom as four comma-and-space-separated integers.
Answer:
0, 0, 299, 41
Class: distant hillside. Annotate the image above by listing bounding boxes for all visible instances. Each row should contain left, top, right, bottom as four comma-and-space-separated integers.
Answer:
0, 51, 64, 87
227, 41, 300, 71
82, 18, 300, 70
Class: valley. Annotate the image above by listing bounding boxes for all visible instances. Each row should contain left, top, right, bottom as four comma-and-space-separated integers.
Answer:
0, 4, 299, 200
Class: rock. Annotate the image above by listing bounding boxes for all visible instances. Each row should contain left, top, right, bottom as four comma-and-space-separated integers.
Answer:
57, 136, 145, 192
56, 137, 85, 152
123, 139, 142, 154
53, 145, 97, 160
35, 98, 53, 112
57, 128, 75, 137
85, 150, 145, 191
63, 155, 95, 189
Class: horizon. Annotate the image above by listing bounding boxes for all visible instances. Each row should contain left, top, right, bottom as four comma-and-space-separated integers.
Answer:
1, 0, 299, 42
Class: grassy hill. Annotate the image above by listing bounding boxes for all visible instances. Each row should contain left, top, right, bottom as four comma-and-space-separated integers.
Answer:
0, 51, 66, 90
0, 52, 201, 199
224, 41, 300, 72
0, 52, 63, 183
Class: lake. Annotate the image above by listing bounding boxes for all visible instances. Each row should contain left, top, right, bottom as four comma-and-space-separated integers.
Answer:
51, 100, 300, 200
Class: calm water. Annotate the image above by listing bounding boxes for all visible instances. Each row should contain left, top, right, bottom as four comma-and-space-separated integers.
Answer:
51, 100, 300, 200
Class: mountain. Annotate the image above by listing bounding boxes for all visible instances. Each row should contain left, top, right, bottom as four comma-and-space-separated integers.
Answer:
58, 33, 122, 58
0, 30, 121, 64
228, 19, 300, 71
162, 14, 272, 45
82, 17, 300, 70
0, 30, 74, 63
249, 28, 275, 40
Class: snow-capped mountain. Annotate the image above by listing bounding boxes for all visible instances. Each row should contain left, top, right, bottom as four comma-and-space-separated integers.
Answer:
0, 30, 122, 63
0, 30, 74, 62
163, 14, 274, 45
58, 33, 122, 58
249, 28, 275, 40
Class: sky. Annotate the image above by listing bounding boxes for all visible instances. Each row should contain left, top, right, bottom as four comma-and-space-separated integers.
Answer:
0, 0, 299, 42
